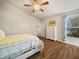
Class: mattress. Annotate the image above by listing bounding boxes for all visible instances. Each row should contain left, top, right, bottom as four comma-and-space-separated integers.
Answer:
0, 34, 33, 47
0, 34, 43, 59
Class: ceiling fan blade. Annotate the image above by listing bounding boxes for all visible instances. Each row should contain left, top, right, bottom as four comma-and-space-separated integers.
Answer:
40, 1, 49, 6
32, 0, 38, 4
24, 4, 32, 6
32, 0, 36, 2
32, 9, 36, 12
40, 8, 44, 12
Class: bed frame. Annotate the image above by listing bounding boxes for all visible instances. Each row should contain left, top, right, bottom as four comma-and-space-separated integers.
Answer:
14, 48, 41, 59
14, 39, 44, 59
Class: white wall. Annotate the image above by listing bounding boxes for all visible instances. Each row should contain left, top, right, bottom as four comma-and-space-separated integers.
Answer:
0, 2, 42, 35
41, 20, 46, 37
55, 15, 64, 41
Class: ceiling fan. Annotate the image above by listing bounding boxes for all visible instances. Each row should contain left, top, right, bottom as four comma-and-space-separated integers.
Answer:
24, 0, 49, 12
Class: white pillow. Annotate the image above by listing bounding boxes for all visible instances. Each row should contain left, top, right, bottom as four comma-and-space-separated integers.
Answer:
0, 29, 5, 39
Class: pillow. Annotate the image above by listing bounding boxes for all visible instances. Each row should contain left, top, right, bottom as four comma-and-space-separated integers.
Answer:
0, 29, 5, 39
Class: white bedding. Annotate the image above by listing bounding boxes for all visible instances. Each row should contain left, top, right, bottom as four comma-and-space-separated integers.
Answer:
0, 35, 43, 59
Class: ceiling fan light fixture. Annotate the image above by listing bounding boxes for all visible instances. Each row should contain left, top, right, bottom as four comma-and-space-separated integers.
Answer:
33, 4, 40, 10
24, 0, 49, 12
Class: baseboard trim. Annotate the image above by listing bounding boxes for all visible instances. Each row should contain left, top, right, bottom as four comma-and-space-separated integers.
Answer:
37, 36, 56, 41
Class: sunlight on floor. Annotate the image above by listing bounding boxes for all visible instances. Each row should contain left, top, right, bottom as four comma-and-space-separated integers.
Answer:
65, 37, 79, 46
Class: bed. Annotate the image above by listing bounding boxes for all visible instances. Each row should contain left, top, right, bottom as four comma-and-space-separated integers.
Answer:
0, 34, 44, 59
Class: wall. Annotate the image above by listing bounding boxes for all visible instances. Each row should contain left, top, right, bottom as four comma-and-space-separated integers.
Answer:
0, 1, 42, 35
55, 15, 64, 41
41, 20, 46, 37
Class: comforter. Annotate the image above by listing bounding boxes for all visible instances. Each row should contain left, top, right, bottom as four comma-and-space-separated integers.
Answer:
0, 34, 43, 59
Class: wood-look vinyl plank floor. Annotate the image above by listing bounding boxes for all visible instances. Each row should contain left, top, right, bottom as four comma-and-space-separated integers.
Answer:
27, 38, 79, 59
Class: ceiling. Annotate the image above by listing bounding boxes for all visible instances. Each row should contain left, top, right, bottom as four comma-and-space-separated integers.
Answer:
1, 0, 79, 19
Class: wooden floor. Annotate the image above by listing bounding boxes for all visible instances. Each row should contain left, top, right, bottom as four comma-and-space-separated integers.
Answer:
27, 38, 79, 59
